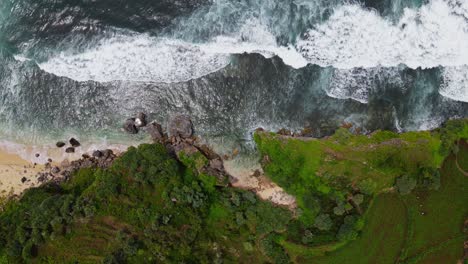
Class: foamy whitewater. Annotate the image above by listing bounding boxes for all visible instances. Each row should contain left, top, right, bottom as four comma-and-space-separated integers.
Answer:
31, 0, 468, 102
0, 0, 467, 152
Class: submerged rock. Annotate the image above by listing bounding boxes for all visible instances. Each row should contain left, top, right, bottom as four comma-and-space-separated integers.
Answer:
168, 115, 193, 138
56, 141, 66, 148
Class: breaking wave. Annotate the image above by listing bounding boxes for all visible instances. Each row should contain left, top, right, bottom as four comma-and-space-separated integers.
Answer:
297, 0, 468, 69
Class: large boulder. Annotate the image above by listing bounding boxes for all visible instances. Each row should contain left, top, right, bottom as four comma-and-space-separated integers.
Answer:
147, 122, 166, 142
123, 118, 139, 134
69, 138, 81, 147
168, 115, 193, 138
135, 112, 147, 127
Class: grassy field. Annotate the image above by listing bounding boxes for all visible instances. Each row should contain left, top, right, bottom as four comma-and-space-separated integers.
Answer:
254, 120, 468, 263
291, 139, 467, 264
400, 154, 468, 260
295, 193, 407, 264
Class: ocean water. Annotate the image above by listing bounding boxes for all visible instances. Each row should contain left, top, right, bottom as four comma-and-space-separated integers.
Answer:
0, 0, 467, 158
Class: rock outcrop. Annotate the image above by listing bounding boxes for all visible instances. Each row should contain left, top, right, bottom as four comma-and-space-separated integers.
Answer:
168, 115, 193, 138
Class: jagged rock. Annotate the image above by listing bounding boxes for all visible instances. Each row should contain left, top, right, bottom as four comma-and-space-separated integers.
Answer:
69, 138, 81, 147
209, 158, 224, 171
61, 160, 70, 167
65, 147, 75, 153
123, 118, 139, 134
92, 150, 103, 158
147, 122, 166, 142
51, 167, 61, 174
168, 115, 193, 138
253, 170, 261, 177
173, 142, 199, 158
81, 159, 96, 168
197, 144, 220, 160
277, 128, 292, 136
102, 149, 114, 159
135, 112, 147, 127
56, 141, 66, 148
82, 154, 90, 159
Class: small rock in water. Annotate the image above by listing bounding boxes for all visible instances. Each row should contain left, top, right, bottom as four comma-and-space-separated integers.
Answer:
123, 118, 139, 134
65, 147, 75, 153
92, 150, 103, 158
35, 153, 40, 158
168, 115, 193, 138
48, 158, 52, 163
56, 141, 66, 148
135, 112, 147, 127
69, 138, 81, 147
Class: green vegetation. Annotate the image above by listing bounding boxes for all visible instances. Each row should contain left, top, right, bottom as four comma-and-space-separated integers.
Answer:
0, 144, 293, 263
0, 119, 466, 263
254, 119, 468, 263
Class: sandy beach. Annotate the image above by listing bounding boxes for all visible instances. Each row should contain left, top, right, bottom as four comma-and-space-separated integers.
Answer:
0, 139, 133, 197
0, 150, 44, 197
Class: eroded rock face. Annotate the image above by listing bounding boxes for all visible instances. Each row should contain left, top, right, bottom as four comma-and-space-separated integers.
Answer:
168, 115, 193, 138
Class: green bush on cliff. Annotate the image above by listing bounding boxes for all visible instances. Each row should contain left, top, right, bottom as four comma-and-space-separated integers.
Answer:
0, 143, 294, 263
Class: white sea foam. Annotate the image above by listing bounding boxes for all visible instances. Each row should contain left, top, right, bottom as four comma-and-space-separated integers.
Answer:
30, 0, 468, 102
37, 36, 231, 83
325, 67, 405, 103
35, 20, 307, 83
297, 0, 468, 69
440, 66, 468, 102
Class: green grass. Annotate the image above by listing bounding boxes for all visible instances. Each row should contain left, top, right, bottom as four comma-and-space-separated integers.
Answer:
305, 193, 407, 264
406, 237, 465, 264
1, 120, 467, 263
400, 153, 468, 260
284, 140, 468, 264
457, 139, 468, 172
35, 217, 128, 264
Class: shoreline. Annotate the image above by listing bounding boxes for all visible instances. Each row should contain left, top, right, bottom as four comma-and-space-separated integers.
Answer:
0, 139, 134, 197
0, 150, 44, 196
